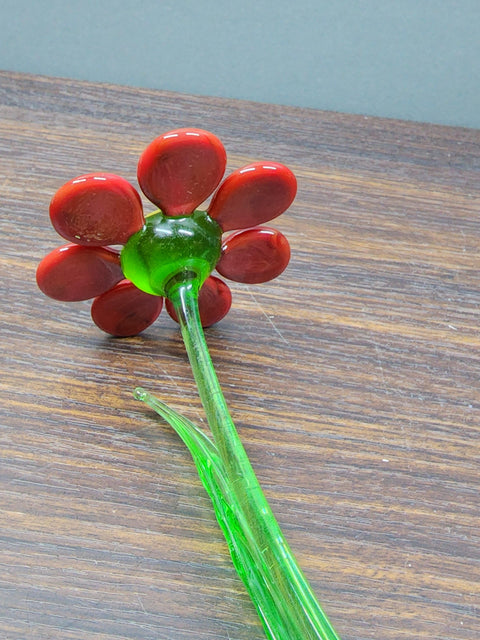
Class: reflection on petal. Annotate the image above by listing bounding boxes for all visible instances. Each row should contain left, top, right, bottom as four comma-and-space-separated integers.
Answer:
36, 244, 123, 301
217, 227, 290, 284
50, 173, 144, 246
91, 280, 163, 337
208, 162, 296, 231
137, 128, 226, 216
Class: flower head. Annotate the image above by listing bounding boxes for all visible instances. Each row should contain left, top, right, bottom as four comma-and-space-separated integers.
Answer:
37, 128, 296, 336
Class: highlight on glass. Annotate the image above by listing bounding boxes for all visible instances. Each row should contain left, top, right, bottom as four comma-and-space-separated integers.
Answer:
37, 128, 341, 640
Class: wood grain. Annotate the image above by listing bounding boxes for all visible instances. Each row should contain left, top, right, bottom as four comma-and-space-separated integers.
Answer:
0, 70, 479, 640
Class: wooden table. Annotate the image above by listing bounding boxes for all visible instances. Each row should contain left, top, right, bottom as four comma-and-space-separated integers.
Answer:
0, 71, 478, 640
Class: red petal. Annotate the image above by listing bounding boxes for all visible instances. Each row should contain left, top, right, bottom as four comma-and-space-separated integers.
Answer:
166, 276, 232, 327
36, 244, 124, 301
91, 280, 163, 337
137, 128, 226, 216
207, 162, 296, 231
216, 227, 290, 284
50, 173, 144, 246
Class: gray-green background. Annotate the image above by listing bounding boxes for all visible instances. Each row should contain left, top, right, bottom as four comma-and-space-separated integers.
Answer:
1, 0, 479, 128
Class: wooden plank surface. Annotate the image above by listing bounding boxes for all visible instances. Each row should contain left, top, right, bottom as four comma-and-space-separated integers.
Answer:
0, 70, 479, 640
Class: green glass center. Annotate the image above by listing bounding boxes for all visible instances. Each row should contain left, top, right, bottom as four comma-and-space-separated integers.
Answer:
121, 209, 222, 298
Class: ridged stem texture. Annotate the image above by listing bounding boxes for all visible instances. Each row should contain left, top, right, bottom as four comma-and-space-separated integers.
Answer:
136, 279, 341, 640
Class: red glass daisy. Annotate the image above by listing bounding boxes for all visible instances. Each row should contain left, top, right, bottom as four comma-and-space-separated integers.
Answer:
36, 128, 296, 337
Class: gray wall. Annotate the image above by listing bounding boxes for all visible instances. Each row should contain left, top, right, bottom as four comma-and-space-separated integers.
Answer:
1, 0, 479, 128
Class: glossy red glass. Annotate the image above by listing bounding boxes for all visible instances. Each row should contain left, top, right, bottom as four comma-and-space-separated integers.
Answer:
208, 162, 297, 232
36, 244, 124, 301
91, 280, 163, 337
137, 128, 227, 217
166, 275, 232, 327
216, 227, 290, 284
38, 129, 296, 338
49, 173, 144, 246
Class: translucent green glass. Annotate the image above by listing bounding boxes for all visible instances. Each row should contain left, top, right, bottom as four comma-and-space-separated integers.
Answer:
38, 127, 341, 638
135, 274, 341, 640
121, 210, 222, 296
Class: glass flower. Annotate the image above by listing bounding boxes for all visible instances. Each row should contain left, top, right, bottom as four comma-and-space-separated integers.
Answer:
36, 128, 295, 337
37, 129, 342, 640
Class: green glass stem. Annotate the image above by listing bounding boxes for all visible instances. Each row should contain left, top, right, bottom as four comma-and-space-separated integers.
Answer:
137, 278, 341, 640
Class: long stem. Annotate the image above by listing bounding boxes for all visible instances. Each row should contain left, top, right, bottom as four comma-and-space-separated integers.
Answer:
153, 279, 341, 640
134, 388, 295, 637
